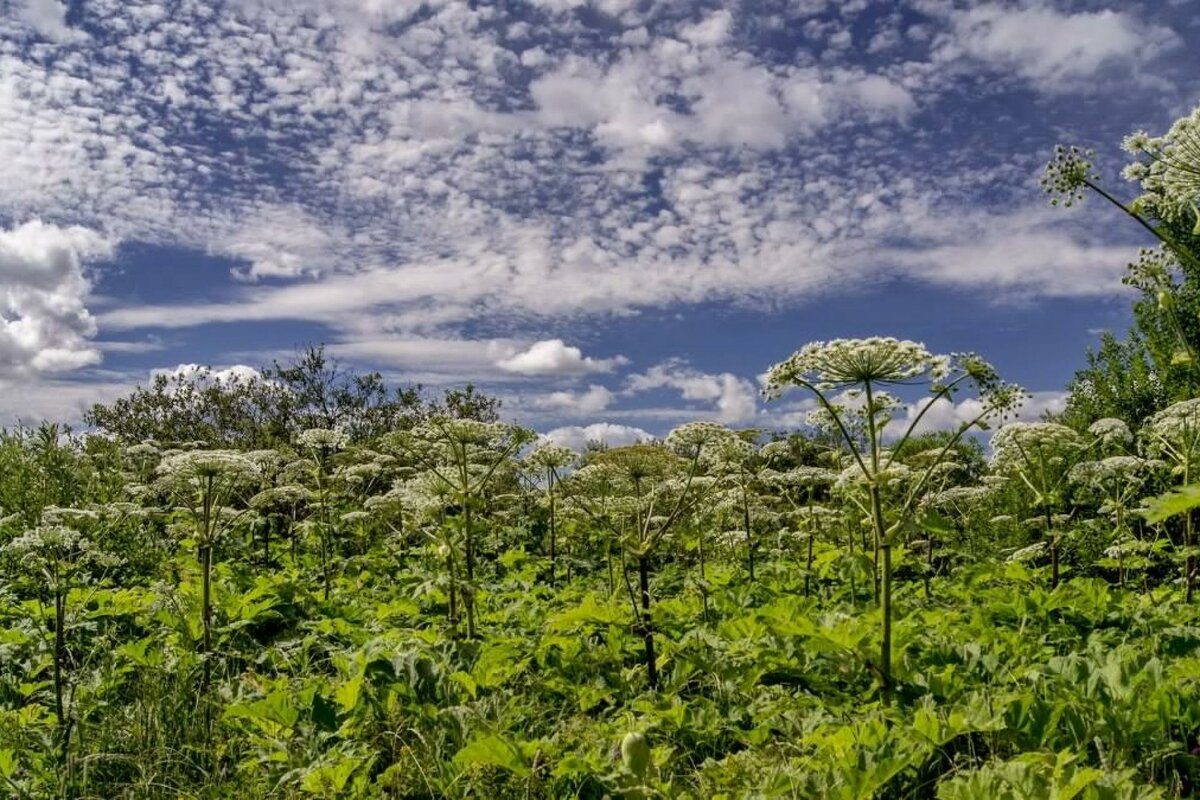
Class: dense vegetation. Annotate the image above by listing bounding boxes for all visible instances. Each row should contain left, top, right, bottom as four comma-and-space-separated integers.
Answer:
3, 108, 1200, 800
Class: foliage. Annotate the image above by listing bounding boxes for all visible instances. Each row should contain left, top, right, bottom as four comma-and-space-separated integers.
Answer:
84, 345, 502, 448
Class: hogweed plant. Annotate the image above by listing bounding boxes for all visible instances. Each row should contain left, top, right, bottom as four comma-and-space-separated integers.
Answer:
297, 428, 349, 600
989, 423, 1088, 588
1139, 398, 1200, 600
1069, 455, 1164, 586
704, 432, 769, 581
763, 337, 1025, 700
563, 430, 723, 689
156, 450, 259, 715
1043, 105, 1200, 370
1, 522, 118, 765
389, 418, 535, 638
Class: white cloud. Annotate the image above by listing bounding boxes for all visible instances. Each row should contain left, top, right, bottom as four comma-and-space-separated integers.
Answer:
219, 205, 340, 281
886, 390, 1069, 438
15, 0, 80, 42
537, 384, 615, 415
0, 220, 113, 376
155, 363, 264, 385
0, 0, 1181, 422
937, 5, 1178, 92
497, 339, 628, 376
884, 206, 1133, 297
540, 421, 653, 451
0, 374, 132, 427
680, 10, 733, 47
626, 360, 759, 424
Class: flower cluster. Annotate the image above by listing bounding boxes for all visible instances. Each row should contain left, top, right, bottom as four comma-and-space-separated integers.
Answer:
764, 338, 946, 396
157, 450, 260, 483
990, 423, 1085, 474
1121, 105, 1200, 228
1040, 145, 1098, 207
921, 485, 992, 510
1069, 456, 1160, 490
664, 422, 732, 460
1123, 246, 1177, 294
526, 444, 576, 472
297, 428, 350, 452
1088, 418, 1133, 450
1142, 398, 1200, 468
249, 484, 312, 509
1008, 541, 1048, 564
2, 525, 120, 587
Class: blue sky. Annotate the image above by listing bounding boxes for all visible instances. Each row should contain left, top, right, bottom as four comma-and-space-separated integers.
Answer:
0, 0, 1196, 446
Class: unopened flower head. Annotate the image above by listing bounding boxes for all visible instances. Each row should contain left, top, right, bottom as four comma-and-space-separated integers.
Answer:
1124, 247, 1176, 293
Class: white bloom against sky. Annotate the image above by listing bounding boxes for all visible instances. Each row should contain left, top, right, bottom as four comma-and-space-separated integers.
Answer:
0, 0, 1195, 431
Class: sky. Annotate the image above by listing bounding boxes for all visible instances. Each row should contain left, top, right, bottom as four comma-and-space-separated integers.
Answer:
0, 0, 1196, 448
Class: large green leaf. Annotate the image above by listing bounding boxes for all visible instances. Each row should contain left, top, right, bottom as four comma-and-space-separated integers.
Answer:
1139, 483, 1200, 524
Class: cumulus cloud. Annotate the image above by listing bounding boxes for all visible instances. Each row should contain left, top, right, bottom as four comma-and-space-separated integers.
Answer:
885, 390, 1069, 438
155, 363, 264, 384
0, 220, 113, 376
541, 422, 654, 451
536, 384, 615, 415
497, 339, 628, 376
626, 360, 759, 424
0, 374, 132, 426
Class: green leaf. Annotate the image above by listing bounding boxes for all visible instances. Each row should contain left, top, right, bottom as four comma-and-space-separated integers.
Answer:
225, 691, 300, 732
917, 510, 956, 537
472, 641, 529, 689
453, 733, 530, 777
335, 675, 364, 712
1139, 483, 1200, 524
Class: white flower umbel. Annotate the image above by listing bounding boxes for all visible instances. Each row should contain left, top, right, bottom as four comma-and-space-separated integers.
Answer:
387, 417, 536, 638
763, 337, 1025, 701
1088, 418, 1134, 452
1046, 105, 1200, 368
1140, 398, 1200, 599
991, 422, 1090, 588
1120, 106, 1200, 231
156, 449, 258, 699
2, 523, 119, 739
